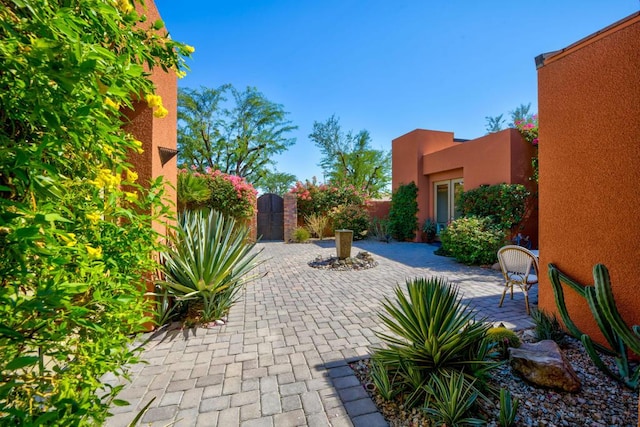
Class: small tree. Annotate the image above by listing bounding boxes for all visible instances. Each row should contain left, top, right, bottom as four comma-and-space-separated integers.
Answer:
388, 182, 419, 241
178, 85, 297, 185
309, 115, 391, 197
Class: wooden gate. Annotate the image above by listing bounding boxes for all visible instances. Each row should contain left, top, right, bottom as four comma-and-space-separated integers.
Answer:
257, 193, 284, 240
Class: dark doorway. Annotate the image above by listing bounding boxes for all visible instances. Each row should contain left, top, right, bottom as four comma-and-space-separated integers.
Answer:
257, 193, 284, 240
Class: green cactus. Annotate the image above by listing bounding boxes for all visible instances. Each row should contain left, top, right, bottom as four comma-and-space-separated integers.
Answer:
548, 263, 640, 389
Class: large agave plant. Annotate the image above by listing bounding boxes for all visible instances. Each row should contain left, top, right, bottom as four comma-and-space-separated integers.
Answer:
373, 277, 496, 408
158, 209, 263, 322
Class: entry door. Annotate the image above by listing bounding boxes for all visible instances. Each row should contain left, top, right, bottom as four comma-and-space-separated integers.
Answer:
433, 179, 463, 233
257, 193, 284, 240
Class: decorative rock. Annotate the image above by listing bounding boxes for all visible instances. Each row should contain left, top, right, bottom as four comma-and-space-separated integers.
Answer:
509, 340, 581, 392
491, 262, 501, 271
308, 251, 378, 271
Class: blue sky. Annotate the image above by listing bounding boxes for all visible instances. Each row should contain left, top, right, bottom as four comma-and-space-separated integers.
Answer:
155, 0, 638, 183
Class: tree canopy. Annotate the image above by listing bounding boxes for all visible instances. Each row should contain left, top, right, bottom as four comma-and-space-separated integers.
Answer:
485, 103, 534, 134
257, 170, 297, 196
178, 85, 297, 185
309, 115, 390, 198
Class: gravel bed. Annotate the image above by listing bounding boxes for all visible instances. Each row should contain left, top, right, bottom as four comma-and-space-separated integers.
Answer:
308, 251, 378, 270
350, 333, 638, 426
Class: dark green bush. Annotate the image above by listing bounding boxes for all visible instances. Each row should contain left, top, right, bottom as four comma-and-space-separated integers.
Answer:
458, 184, 529, 231
331, 204, 370, 240
388, 182, 418, 241
440, 217, 506, 265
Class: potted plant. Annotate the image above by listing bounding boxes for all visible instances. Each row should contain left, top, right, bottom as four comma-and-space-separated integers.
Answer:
423, 218, 437, 243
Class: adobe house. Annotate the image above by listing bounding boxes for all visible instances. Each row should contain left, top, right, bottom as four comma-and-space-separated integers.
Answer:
392, 128, 538, 244
536, 12, 640, 344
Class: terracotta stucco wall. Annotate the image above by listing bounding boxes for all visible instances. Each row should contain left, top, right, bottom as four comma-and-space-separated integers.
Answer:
392, 130, 456, 241
392, 128, 537, 243
125, 0, 178, 237
537, 13, 640, 344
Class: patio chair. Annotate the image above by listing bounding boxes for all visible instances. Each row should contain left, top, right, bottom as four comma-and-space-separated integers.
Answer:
497, 245, 539, 315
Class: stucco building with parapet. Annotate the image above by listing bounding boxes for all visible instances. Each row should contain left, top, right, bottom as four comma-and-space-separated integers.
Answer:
392, 127, 538, 244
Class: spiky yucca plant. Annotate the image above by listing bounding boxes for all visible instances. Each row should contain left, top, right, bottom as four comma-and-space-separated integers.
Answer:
423, 371, 485, 427
373, 277, 496, 408
158, 209, 264, 322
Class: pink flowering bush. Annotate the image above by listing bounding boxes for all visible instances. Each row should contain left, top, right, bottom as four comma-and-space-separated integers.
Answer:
178, 168, 257, 220
289, 177, 369, 219
514, 115, 539, 182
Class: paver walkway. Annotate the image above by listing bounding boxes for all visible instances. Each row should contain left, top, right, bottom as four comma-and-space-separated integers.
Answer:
105, 241, 537, 427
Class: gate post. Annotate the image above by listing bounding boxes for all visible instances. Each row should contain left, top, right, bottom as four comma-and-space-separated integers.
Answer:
283, 193, 297, 243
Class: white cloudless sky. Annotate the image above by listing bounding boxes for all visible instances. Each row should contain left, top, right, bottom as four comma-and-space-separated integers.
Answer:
155, 0, 639, 183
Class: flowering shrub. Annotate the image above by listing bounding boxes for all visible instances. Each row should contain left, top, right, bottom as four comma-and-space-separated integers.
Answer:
330, 204, 370, 239
290, 177, 368, 219
0, 0, 191, 424
178, 168, 257, 220
514, 115, 539, 182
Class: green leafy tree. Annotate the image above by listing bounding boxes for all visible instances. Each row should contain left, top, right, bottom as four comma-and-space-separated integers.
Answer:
309, 115, 390, 198
178, 85, 297, 185
0, 0, 190, 423
509, 102, 532, 126
485, 113, 505, 133
257, 170, 297, 196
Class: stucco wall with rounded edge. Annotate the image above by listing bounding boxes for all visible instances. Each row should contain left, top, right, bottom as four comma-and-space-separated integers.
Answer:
537, 17, 640, 345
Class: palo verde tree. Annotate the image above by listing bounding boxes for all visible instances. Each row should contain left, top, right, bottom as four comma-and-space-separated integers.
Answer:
178, 85, 297, 185
0, 0, 191, 424
309, 114, 390, 198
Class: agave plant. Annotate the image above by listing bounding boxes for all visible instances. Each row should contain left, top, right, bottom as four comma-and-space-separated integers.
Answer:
373, 277, 496, 408
158, 209, 264, 322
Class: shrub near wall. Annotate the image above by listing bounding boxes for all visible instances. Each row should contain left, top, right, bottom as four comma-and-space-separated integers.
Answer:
290, 178, 368, 233
458, 183, 529, 232
0, 1, 191, 424
388, 182, 419, 241
178, 168, 257, 221
440, 217, 506, 265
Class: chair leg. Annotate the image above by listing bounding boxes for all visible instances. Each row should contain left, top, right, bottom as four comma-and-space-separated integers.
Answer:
524, 290, 530, 315
510, 285, 514, 300
499, 284, 509, 308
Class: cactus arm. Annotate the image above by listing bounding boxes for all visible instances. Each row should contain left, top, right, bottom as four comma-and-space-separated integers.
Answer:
548, 264, 589, 339
593, 264, 640, 355
584, 286, 619, 355
633, 325, 640, 339
551, 263, 588, 297
581, 334, 626, 385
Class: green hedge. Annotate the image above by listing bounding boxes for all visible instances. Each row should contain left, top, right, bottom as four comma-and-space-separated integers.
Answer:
440, 217, 506, 265
389, 182, 418, 241
458, 183, 529, 231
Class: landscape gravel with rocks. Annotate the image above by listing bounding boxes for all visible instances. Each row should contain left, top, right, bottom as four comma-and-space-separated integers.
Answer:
351, 333, 638, 426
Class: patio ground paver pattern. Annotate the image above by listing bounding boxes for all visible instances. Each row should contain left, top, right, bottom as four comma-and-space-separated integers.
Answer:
105, 240, 536, 427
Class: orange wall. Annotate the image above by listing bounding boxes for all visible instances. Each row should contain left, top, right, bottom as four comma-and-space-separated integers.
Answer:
537, 13, 640, 344
392, 128, 537, 243
125, 0, 178, 237
392, 129, 456, 241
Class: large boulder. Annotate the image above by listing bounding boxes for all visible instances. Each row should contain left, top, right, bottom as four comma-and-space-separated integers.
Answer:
509, 340, 581, 392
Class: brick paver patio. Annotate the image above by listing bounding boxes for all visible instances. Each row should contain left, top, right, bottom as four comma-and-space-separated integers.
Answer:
105, 240, 536, 426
